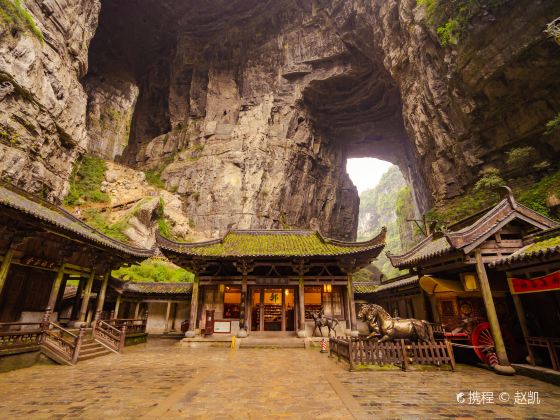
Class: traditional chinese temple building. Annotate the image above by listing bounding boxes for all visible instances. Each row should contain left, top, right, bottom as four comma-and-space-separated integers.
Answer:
108, 278, 192, 335
384, 188, 559, 373
0, 182, 154, 325
156, 228, 386, 338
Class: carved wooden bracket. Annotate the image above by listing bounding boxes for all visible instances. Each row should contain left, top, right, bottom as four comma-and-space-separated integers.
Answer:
234, 259, 255, 276
291, 258, 310, 276
337, 258, 357, 274
184, 259, 210, 275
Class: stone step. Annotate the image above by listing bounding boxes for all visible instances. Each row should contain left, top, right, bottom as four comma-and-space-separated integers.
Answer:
239, 338, 305, 349
78, 348, 112, 361
79, 344, 110, 355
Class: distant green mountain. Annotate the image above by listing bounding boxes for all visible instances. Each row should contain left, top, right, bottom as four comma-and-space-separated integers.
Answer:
357, 166, 411, 278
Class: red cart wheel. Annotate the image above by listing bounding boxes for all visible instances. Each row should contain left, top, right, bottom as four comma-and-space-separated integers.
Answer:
471, 322, 497, 365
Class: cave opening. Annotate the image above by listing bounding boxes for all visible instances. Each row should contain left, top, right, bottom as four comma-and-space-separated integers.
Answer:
82, 0, 433, 242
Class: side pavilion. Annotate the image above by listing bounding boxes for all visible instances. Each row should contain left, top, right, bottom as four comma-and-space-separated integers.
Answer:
0, 182, 154, 326
387, 188, 558, 373
156, 228, 386, 338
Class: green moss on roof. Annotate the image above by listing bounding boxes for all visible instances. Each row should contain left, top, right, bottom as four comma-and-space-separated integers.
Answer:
170, 231, 382, 257
524, 236, 560, 254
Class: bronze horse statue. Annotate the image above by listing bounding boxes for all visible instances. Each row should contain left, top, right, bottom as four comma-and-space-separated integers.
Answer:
358, 304, 433, 342
311, 308, 339, 337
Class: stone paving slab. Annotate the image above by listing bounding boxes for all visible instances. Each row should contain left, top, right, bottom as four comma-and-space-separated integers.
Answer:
0, 339, 558, 419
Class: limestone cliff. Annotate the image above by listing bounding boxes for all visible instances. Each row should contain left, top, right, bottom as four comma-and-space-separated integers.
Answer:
1, 0, 560, 240
0, 0, 100, 201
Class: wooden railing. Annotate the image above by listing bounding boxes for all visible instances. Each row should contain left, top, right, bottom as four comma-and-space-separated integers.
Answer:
107, 318, 147, 335
0, 322, 43, 351
93, 318, 126, 353
40, 309, 86, 365
527, 336, 560, 371
0, 309, 85, 365
330, 337, 455, 371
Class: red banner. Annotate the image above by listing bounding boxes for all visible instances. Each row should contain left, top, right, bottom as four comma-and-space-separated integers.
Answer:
509, 270, 560, 294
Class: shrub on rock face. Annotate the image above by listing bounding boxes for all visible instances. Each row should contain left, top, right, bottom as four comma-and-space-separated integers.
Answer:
65, 155, 110, 205
506, 146, 538, 169
474, 168, 505, 193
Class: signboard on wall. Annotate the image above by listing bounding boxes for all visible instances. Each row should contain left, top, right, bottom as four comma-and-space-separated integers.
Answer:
214, 321, 231, 333
509, 270, 560, 294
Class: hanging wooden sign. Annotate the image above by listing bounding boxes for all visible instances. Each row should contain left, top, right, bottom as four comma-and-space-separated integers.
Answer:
509, 270, 560, 294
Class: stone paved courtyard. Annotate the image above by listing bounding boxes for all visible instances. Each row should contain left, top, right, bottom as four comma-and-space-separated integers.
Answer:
0, 339, 559, 419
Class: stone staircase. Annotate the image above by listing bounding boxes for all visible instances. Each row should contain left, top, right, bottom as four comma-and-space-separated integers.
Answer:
78, 337, 113, 362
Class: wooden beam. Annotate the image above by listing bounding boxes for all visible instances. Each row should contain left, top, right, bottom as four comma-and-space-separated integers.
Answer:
94, 271, 110, 316
475, 249, 514, 374
0, 247, 16, 297
164, 301, 172, 333
78, 268, 96, 324
185, 275, 200, 338
298, 276, 305, 336
347, 273, 358, 336
114, 294, 121, 318
47, 264, 66, 312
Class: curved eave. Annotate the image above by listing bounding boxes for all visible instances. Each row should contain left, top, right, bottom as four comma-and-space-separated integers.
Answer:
0, 185, 154, 259
490, 245, 560, 269
388, 246, 455, 269
155, 229, 386, 260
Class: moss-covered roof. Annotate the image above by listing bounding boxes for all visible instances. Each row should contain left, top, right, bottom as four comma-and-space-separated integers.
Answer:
388, 191, 559, 269
0, 182, 153, 258
157, 228, 386, 259
354, 283, 378, 294
111, 278, 192, 296
491, 228, 560, 268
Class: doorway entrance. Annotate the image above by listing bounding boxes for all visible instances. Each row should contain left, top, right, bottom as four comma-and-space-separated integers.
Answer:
250, 287, 295, 332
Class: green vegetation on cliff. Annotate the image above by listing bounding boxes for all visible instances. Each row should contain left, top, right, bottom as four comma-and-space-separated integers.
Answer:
82, 208, 129, 243
427, 169, 560, 226
65, 155, 110, 205
417, 0, 508, 46
113, 258, 194, 283
0, 0, 44, 42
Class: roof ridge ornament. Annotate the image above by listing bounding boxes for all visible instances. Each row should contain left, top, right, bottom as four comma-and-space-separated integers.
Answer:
501, 185, 517, 209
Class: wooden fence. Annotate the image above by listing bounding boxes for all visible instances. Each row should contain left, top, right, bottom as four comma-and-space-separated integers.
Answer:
329, 337, 455, 371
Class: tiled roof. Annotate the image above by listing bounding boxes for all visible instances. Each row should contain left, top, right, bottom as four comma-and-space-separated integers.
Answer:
372, 276, 419, 293
388, 190, 559, 269
354, 282, 378, 294
157, 228, 386, 259
490, 228, 560, 268
0, 182, 154, 259
111, 278, 192, 296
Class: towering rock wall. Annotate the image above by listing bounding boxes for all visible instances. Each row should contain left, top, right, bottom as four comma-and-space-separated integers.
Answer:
1, 0, 559, 240
0, 0, 100, 201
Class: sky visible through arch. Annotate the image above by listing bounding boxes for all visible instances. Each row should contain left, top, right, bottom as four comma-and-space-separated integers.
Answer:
346, 158, 394, 194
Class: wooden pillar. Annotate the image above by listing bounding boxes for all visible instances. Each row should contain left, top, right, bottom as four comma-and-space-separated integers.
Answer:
234, 260, 253, 338
164, 300, 172, 333
171, 302, 178, 331
240, 274, 248, 333
114, 294, 121, 318
94, 271, 110, 317
78, 268, 95, 323
475, 249, 514, 374
347, 273, 358, 335
185, 275, 199, 338
298, 276, 305, 336
428, 293, 440, 323
281, 287, 286, 332
47, 264, 66, 313
0, 247, 16, 297
70, 276, 86, 320
134, 301, 141, 319
344, 286, 351, 331
510, 281, 535, 365
259, 288, 265, 332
